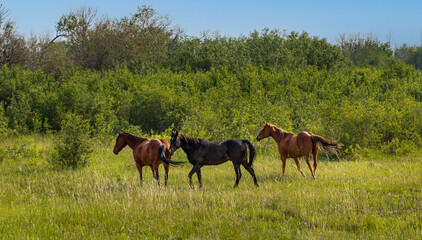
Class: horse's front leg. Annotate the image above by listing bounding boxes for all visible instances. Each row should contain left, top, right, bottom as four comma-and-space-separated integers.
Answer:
196, 169, 202, 188
293, 157, 306, 177
188, 163, 201, 189
280, 155, 287, 176
136, 163, 143, 186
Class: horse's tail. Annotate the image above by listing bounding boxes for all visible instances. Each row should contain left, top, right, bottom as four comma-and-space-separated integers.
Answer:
242, 140, 256, 167
310, 135, 343, 159
311, 135, 342, 149
158, 144, 184, 166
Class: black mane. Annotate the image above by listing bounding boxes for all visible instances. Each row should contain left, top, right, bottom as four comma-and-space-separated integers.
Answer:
180, 134, 206, 146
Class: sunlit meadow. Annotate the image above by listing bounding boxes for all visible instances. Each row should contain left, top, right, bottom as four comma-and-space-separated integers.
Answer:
1, 135, 421, 239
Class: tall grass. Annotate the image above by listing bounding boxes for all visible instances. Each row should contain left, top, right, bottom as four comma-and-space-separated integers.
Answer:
1, 136, 421, 239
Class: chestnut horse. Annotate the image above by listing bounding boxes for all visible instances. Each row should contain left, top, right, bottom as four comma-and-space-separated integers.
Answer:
113, 131, 182, 186
256, 122, 342, 179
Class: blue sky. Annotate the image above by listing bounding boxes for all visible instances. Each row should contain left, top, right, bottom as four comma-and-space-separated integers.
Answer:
3, 0, 422, 47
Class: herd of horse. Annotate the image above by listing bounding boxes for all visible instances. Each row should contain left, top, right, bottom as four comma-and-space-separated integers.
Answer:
113, 122, 342, 188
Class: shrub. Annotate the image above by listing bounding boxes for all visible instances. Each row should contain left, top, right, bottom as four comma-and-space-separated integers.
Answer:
50, 113, 92, 168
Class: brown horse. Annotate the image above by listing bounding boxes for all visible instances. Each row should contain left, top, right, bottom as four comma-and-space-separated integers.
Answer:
113, 131, 182, 186
256, 122, 342, 179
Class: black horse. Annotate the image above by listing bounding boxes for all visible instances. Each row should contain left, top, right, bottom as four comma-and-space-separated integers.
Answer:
169, 131, 259, 188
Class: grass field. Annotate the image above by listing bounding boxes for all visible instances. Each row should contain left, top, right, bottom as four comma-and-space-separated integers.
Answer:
1, 135, 421, 239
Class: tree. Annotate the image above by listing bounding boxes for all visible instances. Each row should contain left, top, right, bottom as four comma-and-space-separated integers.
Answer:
117, 5, 179, 72
56, 7, 101, 69
55, 5, 179, 70
394, 43, 413, 61
0, 5, 29, 67
405, 47, 422, 70
338, 33, 394, 67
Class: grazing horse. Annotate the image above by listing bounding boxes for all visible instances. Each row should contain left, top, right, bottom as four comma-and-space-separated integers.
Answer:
169, 131, 259, 188
256, 122, 342, 179
113, 131, 182, 186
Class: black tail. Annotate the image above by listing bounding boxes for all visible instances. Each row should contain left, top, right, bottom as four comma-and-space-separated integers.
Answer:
242, 140, 256, 167
158, 144, 184, 166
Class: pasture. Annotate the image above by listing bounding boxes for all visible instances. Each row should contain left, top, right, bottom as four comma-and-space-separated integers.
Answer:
1, 135, 421, 239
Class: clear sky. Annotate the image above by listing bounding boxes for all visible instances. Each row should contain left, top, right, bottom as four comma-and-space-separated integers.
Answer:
2, 0, 422, 47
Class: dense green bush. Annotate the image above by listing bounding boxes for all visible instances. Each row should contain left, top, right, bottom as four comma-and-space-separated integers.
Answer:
1, 63, 421, 156
165, 29, 344, 73
50, 113, 92, 168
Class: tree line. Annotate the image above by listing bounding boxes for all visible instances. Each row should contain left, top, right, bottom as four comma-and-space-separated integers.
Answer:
0, 5, 421, 157
2, 5, 422, 73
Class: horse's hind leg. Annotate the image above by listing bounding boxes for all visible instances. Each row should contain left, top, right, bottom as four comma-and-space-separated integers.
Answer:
304, 155, 316, 179
241, 162, 259, 187
136, 163, 143, 186
188, 163, 201, 189
294, 157, 306, 177
151, 165, 161, 187
233, 163, 242, 188
312, 151, 318, 177
164, 163, 169, 186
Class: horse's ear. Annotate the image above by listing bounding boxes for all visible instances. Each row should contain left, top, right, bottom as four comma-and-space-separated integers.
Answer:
172, 128, 179, 136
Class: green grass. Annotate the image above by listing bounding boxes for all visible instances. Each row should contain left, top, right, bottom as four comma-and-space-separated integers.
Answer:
1, 136, 421, 239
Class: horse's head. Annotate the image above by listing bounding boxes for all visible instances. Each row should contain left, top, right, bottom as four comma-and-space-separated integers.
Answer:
256, 122, 275, 141
113, 131, 127, 155
169, 131, 181, 155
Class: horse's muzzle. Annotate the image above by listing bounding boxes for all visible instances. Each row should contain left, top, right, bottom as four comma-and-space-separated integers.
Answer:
169, 149, 174, 156
113, 150, 119, 155
256, 137, 261, 141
